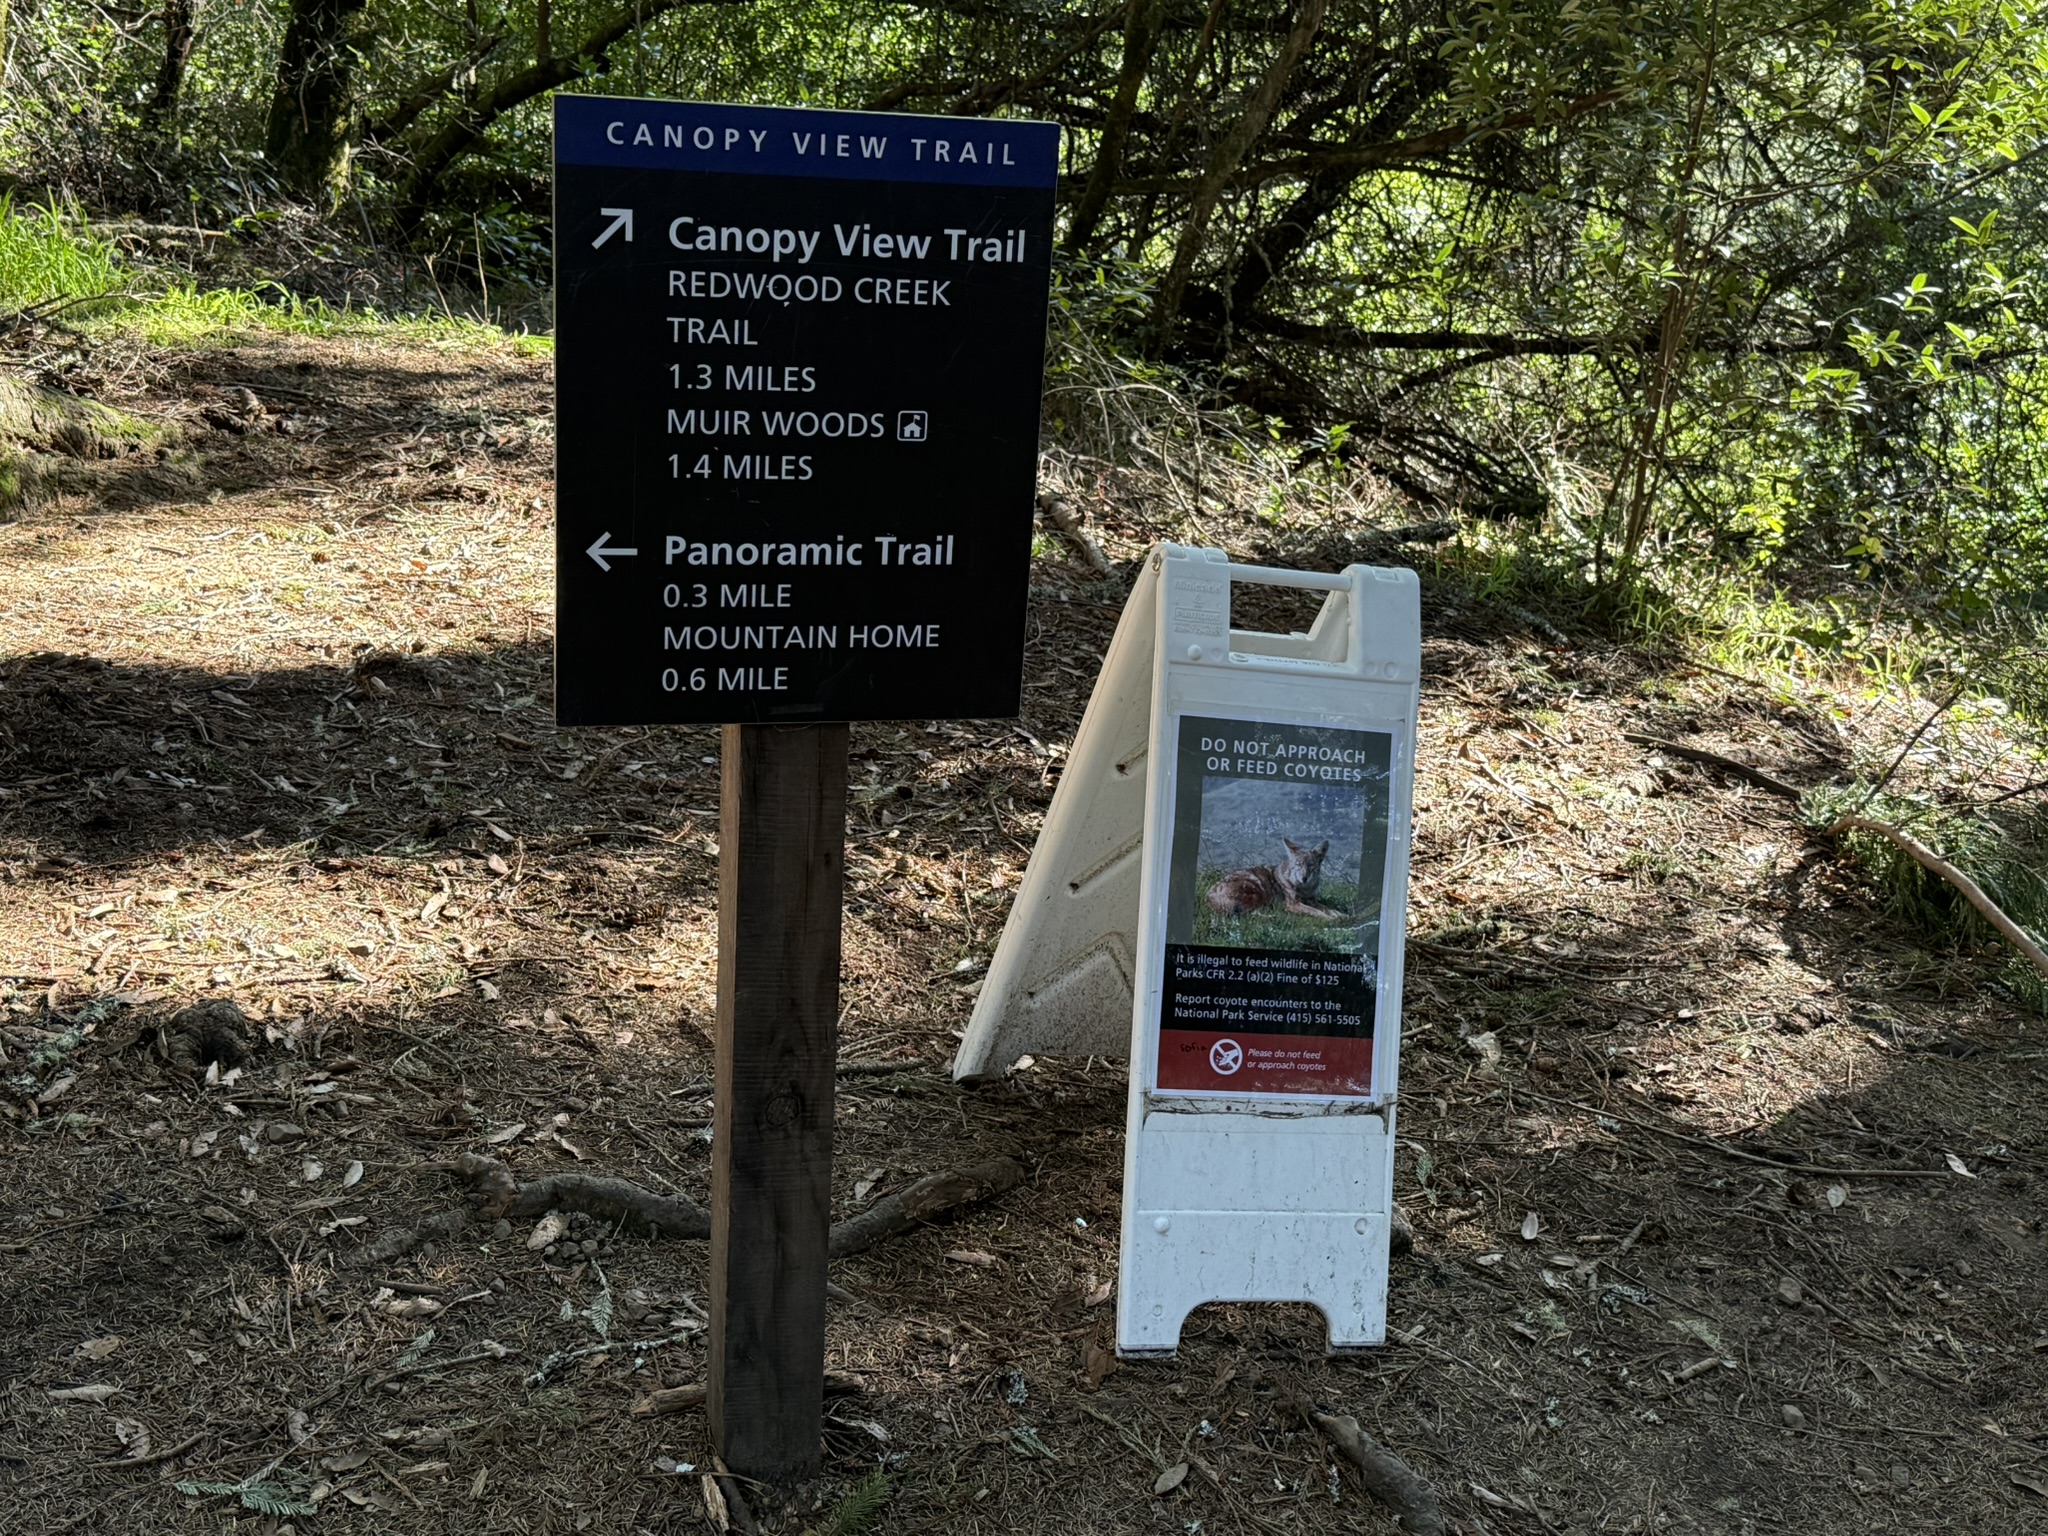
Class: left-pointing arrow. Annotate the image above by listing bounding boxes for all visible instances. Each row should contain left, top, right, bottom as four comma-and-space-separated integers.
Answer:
592, 208, 635, 248
586, 532, 639, 572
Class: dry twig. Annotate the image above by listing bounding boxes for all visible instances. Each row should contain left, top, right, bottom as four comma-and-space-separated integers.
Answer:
1824, 814, 2048, 980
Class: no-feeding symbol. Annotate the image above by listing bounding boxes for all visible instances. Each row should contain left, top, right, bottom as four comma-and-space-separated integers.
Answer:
1209, 1038, 1244, 1075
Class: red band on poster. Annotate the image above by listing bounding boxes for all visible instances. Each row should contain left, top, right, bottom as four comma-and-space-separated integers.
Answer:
1157, 1029, 1374, 1096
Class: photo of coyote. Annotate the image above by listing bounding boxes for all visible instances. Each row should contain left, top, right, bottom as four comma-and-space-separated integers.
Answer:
1164, 715, 1393, 959
1205, 838, 1346, 920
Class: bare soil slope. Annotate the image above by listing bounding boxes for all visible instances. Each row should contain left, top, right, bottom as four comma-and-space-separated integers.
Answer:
1, 330, 2043, 1535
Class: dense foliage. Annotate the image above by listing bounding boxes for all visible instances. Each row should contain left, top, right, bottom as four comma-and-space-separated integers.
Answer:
4, 1, 2048, 622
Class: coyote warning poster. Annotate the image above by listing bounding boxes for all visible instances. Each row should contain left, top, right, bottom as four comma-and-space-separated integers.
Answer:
1155, 715, 1393, 1097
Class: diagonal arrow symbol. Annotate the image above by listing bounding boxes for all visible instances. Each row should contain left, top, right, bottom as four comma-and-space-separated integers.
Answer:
586, 532, 639, 572
591, 208, 634, 249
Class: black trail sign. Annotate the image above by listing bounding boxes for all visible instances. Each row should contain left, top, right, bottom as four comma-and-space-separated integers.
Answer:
554, 96, 1058, 726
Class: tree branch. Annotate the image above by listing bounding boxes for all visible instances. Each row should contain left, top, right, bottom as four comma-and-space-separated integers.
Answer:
1150, 0, 1326, 344
393, 0, 750, 228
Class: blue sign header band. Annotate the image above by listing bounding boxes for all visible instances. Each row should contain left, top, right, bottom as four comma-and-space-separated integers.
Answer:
554, 94, 1060, 189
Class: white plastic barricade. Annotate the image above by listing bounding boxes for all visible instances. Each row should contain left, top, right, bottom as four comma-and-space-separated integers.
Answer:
955, 543, 1420, 1357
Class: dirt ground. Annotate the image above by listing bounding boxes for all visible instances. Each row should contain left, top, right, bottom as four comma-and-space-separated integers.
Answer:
2, 327, 2045, 1536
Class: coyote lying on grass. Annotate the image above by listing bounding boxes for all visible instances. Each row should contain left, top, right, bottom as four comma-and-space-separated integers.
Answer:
1205, 838, 1345, 919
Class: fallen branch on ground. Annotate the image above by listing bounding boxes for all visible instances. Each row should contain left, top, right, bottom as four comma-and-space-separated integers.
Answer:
1038, 492, 1114, 576
829, 1156, 1027, 1260
1621, 732, 1804, 800
372, 1153, 1025, 1266
1824, 814, 2048, 981
1620, 732, 2047, 983
1288, 1391, 1444, 1536
632, 1370, 865, 1417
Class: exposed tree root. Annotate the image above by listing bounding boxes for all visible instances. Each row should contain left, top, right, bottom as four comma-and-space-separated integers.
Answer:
0, 377, 197, 513
1289, 1391, 1445, 1536
356, 1153, 1026, 1268
828, 1156, 1026, 1260
354, 1208, 470, 1267
632, 1370, 864, 1417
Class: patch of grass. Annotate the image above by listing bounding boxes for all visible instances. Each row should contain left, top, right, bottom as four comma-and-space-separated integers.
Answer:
0, 197, 129, 315
2, 199, 546, 351
129, 282, 522, 349
1190, 872, 1369, 954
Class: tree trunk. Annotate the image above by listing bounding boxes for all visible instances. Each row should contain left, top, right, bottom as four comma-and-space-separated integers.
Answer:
1149, 0, 1327, 351
1063, 0, 1169, 253
265, 0, 369, 204
143, 0, 198, 127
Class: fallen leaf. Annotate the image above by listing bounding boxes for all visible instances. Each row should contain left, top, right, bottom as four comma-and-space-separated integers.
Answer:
486, 854, 510, 876
1780, 1404, 1806, 1430
1474, 1252, 1505, 1268
420, 893, 448, 923
301, 1158, 324, 1183
37, 1074, 77, 1106
322, 1448, 369, 1473
1826, 1184, 1848, 1209
1520, 1211, 1541, 1241
1086, 1279, 1114, 1308
111, 1418, 151, 1459
189, 1130, 219, 1157
340, 1160, 364, 1189
944, 1249, 999, 1268
1154, 1461, 1189, 1495
1776, 1276, 1803, 1307
48, 1384, 119, 1403
486, 1121, 527, 1145
1083, 1339, 1119, 1390
476, 979, 501, 1001
527, 1211, 569, 1250
76, 1337, 122, 1361
549, 1131, 587, 1160
2012, 1472, 2048, 1498
1944, 1152, 1975, 1178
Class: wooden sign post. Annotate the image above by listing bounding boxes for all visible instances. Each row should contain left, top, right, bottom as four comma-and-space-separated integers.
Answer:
551, 96, 1057, 1477
707, 723, 847, 1478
